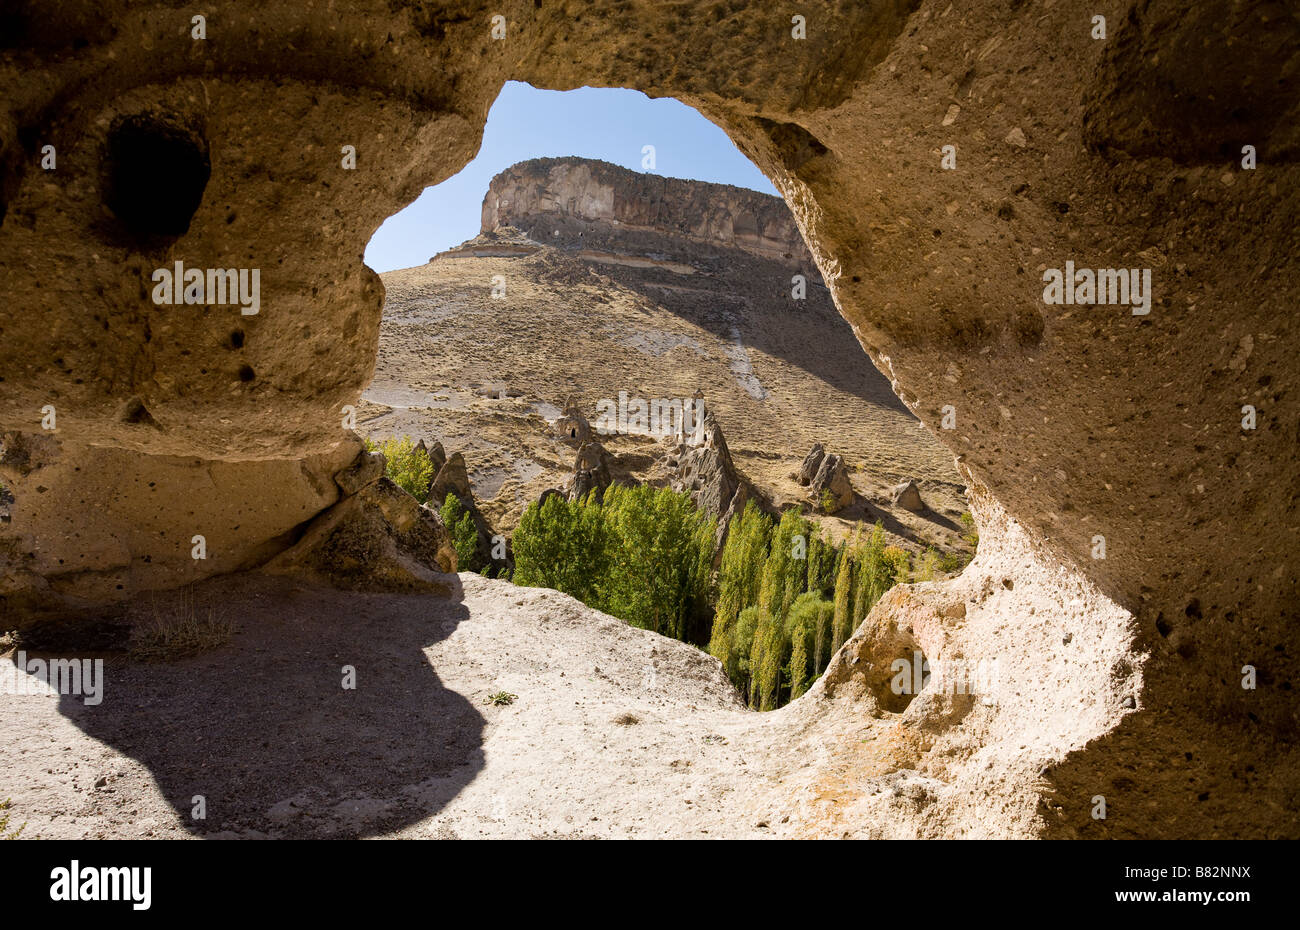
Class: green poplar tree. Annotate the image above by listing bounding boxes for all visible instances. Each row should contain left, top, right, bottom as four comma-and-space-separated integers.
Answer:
710, 502, 772, 672
788, 624, 809, 701
831, 532, 856, 653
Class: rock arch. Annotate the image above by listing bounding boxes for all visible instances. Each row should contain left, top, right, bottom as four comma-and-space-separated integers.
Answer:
0, 0, 1296, 838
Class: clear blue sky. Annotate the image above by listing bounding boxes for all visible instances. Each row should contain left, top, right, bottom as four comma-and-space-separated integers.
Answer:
364, 82, 780, 272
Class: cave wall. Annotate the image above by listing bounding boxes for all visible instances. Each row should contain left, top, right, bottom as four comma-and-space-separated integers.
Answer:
1, 0, 1296, 837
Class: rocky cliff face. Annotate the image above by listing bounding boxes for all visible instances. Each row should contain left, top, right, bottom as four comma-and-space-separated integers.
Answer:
481, 157, 812, 265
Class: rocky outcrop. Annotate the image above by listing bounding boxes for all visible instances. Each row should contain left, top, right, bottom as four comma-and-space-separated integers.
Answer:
429, 451, 471, 506
567, 440, 614, 503
262, 474, 457, 595
554, 398, 593, 447
0, 430, 361, 621
415, 442, 508, 575
483, 157, 812, 265
890, 480, 925, 513
665, 405, 745, 520
416, 439, 448, 477
2, 0, 1297, 839
797, 444, 854, 513
334, 450, 386, 497
797, 444, 826, 485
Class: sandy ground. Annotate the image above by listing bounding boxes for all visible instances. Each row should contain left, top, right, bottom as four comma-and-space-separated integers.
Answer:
0, 572, 866, 839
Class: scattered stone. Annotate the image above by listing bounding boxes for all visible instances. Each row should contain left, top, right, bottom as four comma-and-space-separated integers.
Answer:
810, 451, 854, 513
890, 479, 925, 512
796, 444, 853, 512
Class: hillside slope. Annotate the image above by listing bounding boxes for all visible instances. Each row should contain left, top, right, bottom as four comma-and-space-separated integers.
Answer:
360, 158, 966, 552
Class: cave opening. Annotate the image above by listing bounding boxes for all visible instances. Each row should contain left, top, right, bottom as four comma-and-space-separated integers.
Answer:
101, 113, 211, 245
355, 82, 975, 712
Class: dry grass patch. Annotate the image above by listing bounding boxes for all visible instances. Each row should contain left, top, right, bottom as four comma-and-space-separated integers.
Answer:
129, 587, 234, 662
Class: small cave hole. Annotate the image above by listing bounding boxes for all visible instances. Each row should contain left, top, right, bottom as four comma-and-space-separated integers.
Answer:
103, 114, 211, 244
238, 364, 256, 383
119, 396, 158, 428
229, 329, 245, 350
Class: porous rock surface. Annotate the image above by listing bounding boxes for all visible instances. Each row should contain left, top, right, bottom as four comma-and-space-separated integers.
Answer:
1, 1, 1297, 838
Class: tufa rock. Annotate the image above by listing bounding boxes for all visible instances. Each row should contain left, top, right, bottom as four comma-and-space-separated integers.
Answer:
428, 451, 471, 505
555, 397, 593, 446
890, 479, 926, 513
5, 0, 1298, 839
262, 477, 456, 594
808, 451, 854, 513
666, 404, 744, 520
568, 440, 613, 503
426, 440, 448, 475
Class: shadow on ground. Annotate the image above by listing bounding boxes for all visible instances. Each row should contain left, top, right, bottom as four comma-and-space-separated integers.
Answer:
42, 574, 483, 838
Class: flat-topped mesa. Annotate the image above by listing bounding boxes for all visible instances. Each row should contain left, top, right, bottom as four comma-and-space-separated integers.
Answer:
480, 157, 812, 265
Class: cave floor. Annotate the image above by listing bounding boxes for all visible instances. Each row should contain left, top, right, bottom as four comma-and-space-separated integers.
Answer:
0, 573, 885, 839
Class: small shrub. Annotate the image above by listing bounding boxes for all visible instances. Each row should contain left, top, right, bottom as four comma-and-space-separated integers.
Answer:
915, 547, 940, 582
363, 436, 434, 503
485, 691, 516, 706
882, 545, 911, 585
959, 510, 979, 548
0, 799, 25, 840
439, 493, 480, 572
817, 487, 837, 514
938, 551, 969, 574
